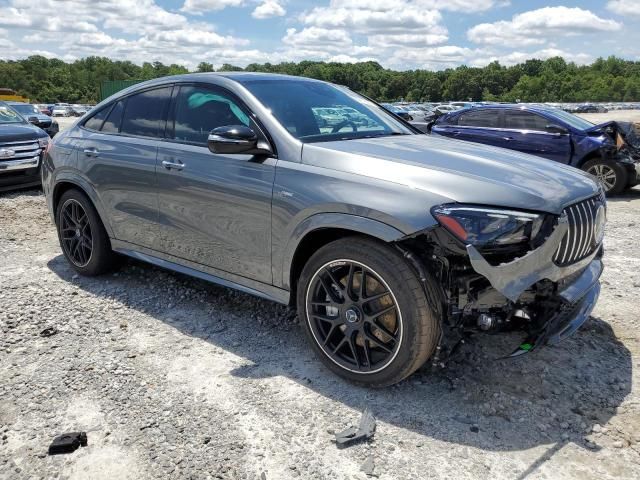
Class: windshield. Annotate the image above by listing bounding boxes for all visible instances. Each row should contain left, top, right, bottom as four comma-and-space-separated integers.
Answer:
0, 103, 24, 124
10, 103, 39, 116
545, 108, 594, 130
243, 79, 413, 143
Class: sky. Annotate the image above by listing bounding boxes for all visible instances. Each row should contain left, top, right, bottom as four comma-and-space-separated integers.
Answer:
0, 0, 639, 70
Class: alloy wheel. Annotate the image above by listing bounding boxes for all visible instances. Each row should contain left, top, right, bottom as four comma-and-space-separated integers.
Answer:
60, 199, 93, 267
587, 163, 617, 192
305, 259, 403, 374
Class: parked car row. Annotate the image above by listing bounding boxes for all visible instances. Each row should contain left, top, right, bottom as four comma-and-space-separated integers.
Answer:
430, 104, 640, 194
32, 73, 608, 387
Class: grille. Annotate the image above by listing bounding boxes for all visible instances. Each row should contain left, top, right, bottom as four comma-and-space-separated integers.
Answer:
553, 193, 605, 266
0, 139, 41, 162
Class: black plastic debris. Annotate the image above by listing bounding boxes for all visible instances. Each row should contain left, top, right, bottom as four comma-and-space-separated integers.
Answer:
48, 432, 87, 455
39, 327, 58, 338
335, 409, 376, 446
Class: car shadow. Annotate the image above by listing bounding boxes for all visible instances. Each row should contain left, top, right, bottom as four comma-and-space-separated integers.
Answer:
47, 254, 632, 456
608, 185, 640, 202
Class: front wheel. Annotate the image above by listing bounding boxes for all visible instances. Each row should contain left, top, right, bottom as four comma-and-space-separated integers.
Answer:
582, 159, 628, 195
297, 237, 441, 387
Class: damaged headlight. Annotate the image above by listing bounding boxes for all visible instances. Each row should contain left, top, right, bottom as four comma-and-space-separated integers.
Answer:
432, 205, 546, 247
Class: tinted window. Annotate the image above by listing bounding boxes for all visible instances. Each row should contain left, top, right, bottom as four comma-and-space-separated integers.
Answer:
504, 110, 549, 131
84, 106, 111, 131
172, 85, 251, 144
121, 87, 171, 138
457, 109, 499, 128
101, 100, 125, 133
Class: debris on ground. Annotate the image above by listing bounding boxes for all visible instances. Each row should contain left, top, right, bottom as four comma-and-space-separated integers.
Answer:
39, 326, 58, 337
48, 432, 88, 455
334, 408, 376, 446
360, 455, 377, 477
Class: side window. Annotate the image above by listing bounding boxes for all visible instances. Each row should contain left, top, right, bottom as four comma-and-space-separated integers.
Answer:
101, 100, 125, 133
457, 110, 499, 128
83, 105, 111, 131
172, 85, 251, 144
504, 111, 549, 131
120, 87, 172, 138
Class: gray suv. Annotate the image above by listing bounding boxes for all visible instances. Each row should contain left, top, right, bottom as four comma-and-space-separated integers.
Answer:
43, 73, 605, 387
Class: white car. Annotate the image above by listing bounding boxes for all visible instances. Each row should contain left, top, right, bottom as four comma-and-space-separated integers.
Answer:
51, 106, 71, 117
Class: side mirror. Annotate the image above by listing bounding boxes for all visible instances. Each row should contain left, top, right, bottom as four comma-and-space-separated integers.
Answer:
207, 125, 272, 156
546, 124, 569, 135
28, 116, 39, 125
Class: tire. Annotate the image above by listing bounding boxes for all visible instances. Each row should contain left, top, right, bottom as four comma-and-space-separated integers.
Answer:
582, 158, 628, 195
296, 236, 441, 387
55, 189, 117, 276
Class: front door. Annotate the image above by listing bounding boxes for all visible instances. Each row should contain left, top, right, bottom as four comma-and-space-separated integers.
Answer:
502, 110, 572, 163
156, 84, 276, 284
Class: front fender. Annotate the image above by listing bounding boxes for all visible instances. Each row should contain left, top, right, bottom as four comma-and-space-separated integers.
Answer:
277, 212, 405, 290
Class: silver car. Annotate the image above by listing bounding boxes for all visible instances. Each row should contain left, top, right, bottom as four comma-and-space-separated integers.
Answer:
43, 73, 605, 386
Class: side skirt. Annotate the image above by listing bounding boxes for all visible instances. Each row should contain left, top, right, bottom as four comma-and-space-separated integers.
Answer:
111, 239, 290, 305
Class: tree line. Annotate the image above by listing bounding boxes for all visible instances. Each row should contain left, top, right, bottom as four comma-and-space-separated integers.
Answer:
1, 54, 639, 104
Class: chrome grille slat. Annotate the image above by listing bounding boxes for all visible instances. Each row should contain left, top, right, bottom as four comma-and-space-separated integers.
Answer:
554, 195, 604, 267
580, 200, 595, 258
573, 204, 585, 263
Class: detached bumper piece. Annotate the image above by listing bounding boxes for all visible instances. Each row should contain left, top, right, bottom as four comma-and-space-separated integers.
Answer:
509, 258, 603, 357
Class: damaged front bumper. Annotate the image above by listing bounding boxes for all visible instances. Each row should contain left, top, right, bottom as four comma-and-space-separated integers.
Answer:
465, 211, 604, 354
509, 258, 602, 356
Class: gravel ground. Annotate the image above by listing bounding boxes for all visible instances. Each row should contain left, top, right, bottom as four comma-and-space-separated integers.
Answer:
1, 187, 640, 480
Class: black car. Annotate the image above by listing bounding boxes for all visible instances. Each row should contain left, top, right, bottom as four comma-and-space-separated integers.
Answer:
0, 101, 49, 191
7, 101, 59, 137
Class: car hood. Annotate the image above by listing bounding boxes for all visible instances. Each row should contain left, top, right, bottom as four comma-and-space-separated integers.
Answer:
0, 122, 47, 142
302, 134, 599, 214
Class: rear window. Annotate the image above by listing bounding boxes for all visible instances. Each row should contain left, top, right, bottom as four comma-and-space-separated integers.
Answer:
102, 100, 125, 134
457, 109, 499, 128
84, 106, 111, 131
504, 110, 549, 131
120, 87, 172, 138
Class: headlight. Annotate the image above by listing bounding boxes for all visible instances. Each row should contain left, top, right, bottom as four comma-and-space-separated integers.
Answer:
38, 138, 49, 148
432, 205, 545, 246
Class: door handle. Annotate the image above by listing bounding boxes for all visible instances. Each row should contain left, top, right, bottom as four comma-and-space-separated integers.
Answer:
162, 160, 185, 171
451, 131, 461, 136
83, 148, 99, 157
502, 137, 514, 141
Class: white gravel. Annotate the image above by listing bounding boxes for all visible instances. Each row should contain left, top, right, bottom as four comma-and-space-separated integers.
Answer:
1, 188, 640, 480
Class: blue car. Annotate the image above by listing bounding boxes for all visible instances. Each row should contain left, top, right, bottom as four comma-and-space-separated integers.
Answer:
431, 104, 640, 194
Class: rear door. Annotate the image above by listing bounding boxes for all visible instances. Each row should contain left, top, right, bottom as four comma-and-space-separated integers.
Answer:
77, 86, 172, 249
155, 83, 276, 284
433, 109, 505, 147
502, 110, 572, 163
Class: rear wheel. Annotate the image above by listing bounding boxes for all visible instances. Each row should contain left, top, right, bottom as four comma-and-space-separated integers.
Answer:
297, 237, 441, 387
55, 189, 117, 276
583, 159, 628, 195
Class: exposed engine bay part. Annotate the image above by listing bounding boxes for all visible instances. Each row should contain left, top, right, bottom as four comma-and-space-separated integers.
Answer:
466, 214, 570, 302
